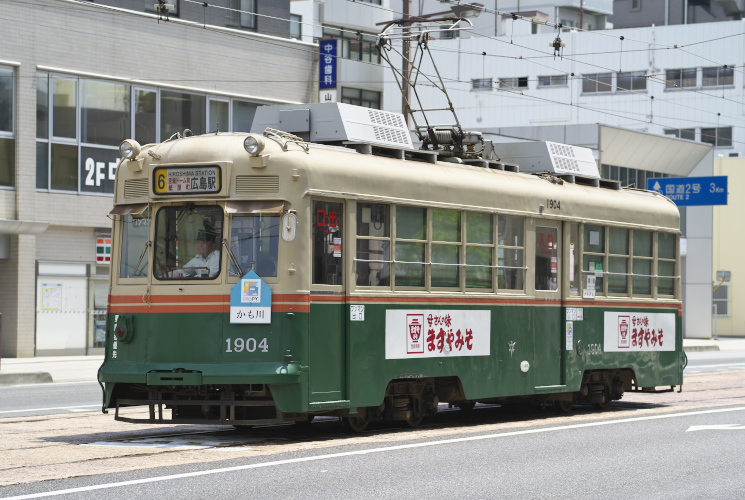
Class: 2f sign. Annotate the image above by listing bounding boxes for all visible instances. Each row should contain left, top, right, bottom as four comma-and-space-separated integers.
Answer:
85, 158, 117, 187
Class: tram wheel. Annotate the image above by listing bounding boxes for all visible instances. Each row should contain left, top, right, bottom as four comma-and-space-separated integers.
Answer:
553, 399, 574, 413
340, 415, 369, 433
593, 390, 612, 410
403, 414, 424, 428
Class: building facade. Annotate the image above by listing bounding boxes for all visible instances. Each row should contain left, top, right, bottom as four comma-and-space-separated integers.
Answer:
0, 0, 317, 357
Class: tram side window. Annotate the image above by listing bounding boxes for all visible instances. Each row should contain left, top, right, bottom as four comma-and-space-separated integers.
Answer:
431, 209, 461, 288
498, 215, 525, 290
395, 206, 427, 287
632, 230, 653, 295
535, 226, 558, 291
356, 203, 390, 286
608, 227, 629, 294
658, 232, 677, 296
569, 224, 580, 294
154, 205, 224, 280
466, 212, 494, 289
230, 214, 279, 278
312, 201, 344, 285
119, 213, 150, 278
583, 225, 605, 294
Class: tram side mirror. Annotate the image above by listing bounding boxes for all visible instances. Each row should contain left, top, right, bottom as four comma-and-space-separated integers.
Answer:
282, 213, 297, 242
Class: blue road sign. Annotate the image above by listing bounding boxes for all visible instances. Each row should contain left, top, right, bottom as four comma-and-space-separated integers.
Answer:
647, 176, 728, 206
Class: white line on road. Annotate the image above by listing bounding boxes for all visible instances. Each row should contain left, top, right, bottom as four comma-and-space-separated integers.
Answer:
0, 405, 99, 415
685, 362, 745, 369
4, 406, 745, 500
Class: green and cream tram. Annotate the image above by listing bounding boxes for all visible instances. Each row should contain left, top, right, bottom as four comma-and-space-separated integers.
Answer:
100, 103, 683, 431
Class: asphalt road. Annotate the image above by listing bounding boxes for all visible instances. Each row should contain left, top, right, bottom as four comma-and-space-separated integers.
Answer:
0, 382, 102, 418
2, 405, 744, 500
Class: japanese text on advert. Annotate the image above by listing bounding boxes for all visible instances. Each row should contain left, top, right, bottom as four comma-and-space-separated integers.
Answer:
385, 310, 491, 359
603, 312, 676, 352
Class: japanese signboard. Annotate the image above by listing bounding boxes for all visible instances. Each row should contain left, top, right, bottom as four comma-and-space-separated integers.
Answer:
603, 312, 676, 352
81, 146, 119, 194
153, 165, 221, 195
647, 176, 728, 206
385, 310, 491, 359
319, 39, 338, 90
230, 270, 272, 324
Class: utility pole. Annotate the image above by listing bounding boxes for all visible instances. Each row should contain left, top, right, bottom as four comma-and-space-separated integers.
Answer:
402, 0, 411, 128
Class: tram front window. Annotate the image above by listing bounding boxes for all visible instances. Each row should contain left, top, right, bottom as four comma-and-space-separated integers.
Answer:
154, 205, 223, 280
120, 213, 151, 278
230, 214, 279, 278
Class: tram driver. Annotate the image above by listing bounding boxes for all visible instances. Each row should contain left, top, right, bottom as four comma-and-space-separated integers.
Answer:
172, 228, 221, 278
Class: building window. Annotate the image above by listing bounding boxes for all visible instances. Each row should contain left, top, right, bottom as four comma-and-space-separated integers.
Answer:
538, 75, 568, 87
665, 68, 696, 89
36, 72, 263, 194
701, 127, 732, 148
582, 73, 612, 93
341, 87, 381, 109
322, 26, 381, 64
240, 0, 257, 29
357, 0, 381, 3
702, 66, 733, 87
290, 14, 302, 39
471, 78, 493, 91
0, 66, 14, 188
664, 128, 696, 141
713, 283, 730, 317
617, 71, 647, 92
632, 0, 641, 10
499, 77, 528, 90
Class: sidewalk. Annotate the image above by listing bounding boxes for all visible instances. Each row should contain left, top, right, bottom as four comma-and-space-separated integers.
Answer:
1, 337, 744, 387
0, 356, 103, 386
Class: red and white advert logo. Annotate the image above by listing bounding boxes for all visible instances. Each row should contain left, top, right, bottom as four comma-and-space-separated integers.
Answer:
407, 314, 424, 354
618, 316, 630, 348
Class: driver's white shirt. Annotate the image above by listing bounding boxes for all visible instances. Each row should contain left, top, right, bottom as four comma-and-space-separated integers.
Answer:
184, 249, 220, 277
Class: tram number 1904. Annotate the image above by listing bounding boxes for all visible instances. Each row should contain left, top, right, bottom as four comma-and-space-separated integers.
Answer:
225, 338, 269, 353
546, 199, 561, 210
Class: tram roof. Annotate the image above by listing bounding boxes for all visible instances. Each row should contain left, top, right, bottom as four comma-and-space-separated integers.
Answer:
115, 132, 680, 232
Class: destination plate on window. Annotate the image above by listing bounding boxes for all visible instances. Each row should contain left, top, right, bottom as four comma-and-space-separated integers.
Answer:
153, 165, 221, 195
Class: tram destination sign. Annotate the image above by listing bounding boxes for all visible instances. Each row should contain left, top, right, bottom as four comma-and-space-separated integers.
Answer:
153, 165, 221, 195
647, 176, 728, 206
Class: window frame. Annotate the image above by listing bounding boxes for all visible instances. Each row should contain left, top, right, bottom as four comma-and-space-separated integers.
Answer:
702, 66, 734, 88
538, 75, 568, 88
0, 65, 15, 189
582, 73, 613, 94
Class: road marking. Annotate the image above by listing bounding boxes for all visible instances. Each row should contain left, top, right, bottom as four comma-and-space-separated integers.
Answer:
685, 362, 745, 369
0, 405, 99, 415
687, 424, 745, 432
5, 406, 745, 500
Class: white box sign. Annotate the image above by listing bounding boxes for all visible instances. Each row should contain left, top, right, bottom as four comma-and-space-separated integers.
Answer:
385, 310, 491, 359
603, 312, 676, 352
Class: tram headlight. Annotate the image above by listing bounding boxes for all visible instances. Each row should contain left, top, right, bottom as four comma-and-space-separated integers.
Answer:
119, 139, 141, 159
244, 136, 265, 156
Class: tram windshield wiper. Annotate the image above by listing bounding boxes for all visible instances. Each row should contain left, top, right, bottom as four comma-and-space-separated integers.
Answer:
133, 240, 151, 276
223, 238, 243, 277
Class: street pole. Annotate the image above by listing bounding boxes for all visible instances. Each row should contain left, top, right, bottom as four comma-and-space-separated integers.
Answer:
402, 0, 411, 129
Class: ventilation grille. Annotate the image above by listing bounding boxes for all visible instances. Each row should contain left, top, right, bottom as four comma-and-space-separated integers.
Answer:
368, 109, 405, 128
235, 175, 280, 195
124, 178, 149, 199
549, 142, 576, 158
552, 157, 581, 173
373, 126, 410, 145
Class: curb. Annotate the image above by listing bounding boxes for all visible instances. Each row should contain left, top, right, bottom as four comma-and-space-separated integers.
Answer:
0, 372, 54, 386
683, 346, 721, 352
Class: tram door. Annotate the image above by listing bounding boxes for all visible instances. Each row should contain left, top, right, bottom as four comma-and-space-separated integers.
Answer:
533, 222, 563, 387
308, 200, 347, 403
